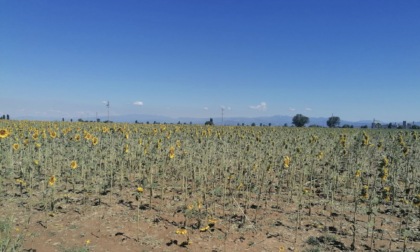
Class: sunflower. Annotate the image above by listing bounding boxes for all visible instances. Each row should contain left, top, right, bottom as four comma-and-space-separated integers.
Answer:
48, 175, 56, 186
175, 228, 187, 235
123, 144, 129, 153
92, 137, 99, 146
169, 146, 175, 159
199, 226, 210, 232
32, 132, 39, 140
137, 187, 143, 193
0, 128, 10, 138
12, 143, 19, 151
74, 134, 81, 141
361, 185, 369, 199
70, 160, 78, 169
317, 151, 324, 160
50, 131, 57, 139
84, 132, 92, 140
283, 156, 290, 168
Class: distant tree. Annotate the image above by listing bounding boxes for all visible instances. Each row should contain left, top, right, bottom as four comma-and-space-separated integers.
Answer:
411, 125, 420, 129
251, 122, 256, 126
146, 121, 149, 124
205, 118, 214, 126
259, 123, 263, 127
78, 118, 84, 122
292, 114, 309, 127
1, 115, 5, 120
284, 123, 288, 127
6, 114, 10, 120
342, 124, 353, 128
97, 118, 101, 122
62, 118, 65, 122
268, 123, 272, 127
135, 120, 138, 124
327, 116, 340, 128
387, 123, 393, 129
361, 125, 368, 129
70, 119, 73, 122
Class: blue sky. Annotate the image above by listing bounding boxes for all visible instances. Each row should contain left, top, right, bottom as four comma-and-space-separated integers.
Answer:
1, 0, 419, 122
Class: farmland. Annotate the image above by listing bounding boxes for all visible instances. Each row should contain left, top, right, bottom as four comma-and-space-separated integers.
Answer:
0, 120, 419, 251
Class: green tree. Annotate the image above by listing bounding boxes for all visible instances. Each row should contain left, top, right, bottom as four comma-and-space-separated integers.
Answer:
327, 116, 340, 128
292, 114, 309, 127
205, 118, 214, 126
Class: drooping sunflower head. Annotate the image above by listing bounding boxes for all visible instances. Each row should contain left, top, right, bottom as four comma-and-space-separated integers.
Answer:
169, 146, 175, 159
49, 175, 56, 186
123, 144, 129, 153
283, 155, 291, 168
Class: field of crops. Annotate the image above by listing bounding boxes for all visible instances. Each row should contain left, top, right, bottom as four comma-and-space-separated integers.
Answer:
0, 120, 419, 251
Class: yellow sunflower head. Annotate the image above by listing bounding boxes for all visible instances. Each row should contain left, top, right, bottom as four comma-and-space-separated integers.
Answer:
70, 160, 78, 169
0, 128, 10, 138
92, 137, 99, 146
12, 143, 19, 151
50, 131, 57, 139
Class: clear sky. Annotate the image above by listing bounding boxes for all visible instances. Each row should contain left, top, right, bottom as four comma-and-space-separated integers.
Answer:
1, 0, 419, 122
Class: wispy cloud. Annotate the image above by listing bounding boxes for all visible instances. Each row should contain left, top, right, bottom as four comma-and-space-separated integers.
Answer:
249, 102, 267, 111
133, 101, 144, 106
203, 107, 208, 110
221, 105, 231, 111
305, 107, 312, 111
289, 107, 296, 111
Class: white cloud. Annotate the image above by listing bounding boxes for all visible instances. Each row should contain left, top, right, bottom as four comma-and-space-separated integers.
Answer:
289, 107, 296, 111
249, 102, 267, 111
305, 107, 312, 111
203, 107, 208, 110
133, 101, 144, 106
220, 105, 232, 111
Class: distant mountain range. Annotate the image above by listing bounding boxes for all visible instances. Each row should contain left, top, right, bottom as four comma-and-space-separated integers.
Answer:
14, 114, 417, 128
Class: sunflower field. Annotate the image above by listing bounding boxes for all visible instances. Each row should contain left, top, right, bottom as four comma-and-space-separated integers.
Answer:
0, 120, 419, 251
